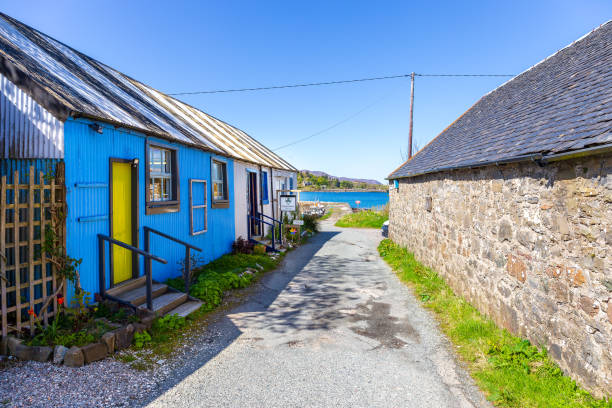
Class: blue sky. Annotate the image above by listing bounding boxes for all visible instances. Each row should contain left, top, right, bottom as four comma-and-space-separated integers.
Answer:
2, 1, 611, 182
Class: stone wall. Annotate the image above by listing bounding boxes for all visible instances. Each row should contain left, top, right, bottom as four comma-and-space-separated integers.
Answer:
389, 152, 612, 396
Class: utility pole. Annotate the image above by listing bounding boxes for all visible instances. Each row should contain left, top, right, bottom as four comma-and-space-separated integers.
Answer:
408, 72, 415, 158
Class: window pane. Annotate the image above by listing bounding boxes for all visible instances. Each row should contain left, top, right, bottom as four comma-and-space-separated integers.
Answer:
212, 161, 226, 201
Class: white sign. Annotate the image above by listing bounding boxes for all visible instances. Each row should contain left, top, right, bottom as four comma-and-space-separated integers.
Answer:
280, 195, 297, 212
293, 220, 304, 226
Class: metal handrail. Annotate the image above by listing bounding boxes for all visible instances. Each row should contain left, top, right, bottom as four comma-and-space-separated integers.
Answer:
97, 234, 167, 311
143, 226, 202, 296
247, 214, 278, 251
255, 213, 283, 243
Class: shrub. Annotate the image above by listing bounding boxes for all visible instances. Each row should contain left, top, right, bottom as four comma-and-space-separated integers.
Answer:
232, 236, 254, 254
133, 331, 152, 349
302, 214, 319, 232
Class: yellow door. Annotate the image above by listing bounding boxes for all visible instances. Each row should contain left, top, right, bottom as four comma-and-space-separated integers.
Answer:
112, 162, 133, 284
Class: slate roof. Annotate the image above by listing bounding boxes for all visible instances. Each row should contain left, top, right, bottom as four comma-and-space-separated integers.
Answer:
0, 13, 296, 171
389, 21, 612, 179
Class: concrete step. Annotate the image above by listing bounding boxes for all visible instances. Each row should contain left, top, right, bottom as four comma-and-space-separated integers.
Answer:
114, 283, 168, 306
148, 292, 188, 316
106, 276, 146, 297
165, 300, 202, 317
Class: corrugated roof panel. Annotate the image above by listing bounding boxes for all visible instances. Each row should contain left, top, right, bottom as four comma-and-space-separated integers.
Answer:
0, 12, 296, 171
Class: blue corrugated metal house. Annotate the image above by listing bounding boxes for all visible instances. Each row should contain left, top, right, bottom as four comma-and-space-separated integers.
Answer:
0, 13, 295, 317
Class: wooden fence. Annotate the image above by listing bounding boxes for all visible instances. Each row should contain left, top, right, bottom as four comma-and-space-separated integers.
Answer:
0, 163, 65, 337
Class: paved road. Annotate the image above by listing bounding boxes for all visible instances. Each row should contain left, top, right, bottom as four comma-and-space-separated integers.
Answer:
147, 221, 489, 408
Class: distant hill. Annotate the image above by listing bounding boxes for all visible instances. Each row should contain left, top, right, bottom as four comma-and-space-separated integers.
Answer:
300, 170, 382, 185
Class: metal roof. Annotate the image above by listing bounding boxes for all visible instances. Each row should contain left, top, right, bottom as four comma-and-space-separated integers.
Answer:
389, 21, 612, 179
0, 13, 296, 171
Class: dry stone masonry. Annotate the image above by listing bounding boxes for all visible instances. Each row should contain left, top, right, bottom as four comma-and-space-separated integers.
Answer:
389, 153, 611, 396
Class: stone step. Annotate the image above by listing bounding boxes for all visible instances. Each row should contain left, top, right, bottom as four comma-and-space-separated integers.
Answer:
149, 292, 188, 316
165, 300, 202, 317
115, 283, 168, 306
106, 276, 146, 298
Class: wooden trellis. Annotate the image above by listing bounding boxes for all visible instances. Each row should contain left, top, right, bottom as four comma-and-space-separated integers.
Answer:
0, 164, 65, 337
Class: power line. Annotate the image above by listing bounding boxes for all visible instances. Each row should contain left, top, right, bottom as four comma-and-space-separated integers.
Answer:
167, 72, 514, 95
272, 93, 392, 151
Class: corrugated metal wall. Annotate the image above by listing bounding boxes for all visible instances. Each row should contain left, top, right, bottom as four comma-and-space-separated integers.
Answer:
0, 72, 64, 159
63, 118, 235, 297
0, 158, 60, 183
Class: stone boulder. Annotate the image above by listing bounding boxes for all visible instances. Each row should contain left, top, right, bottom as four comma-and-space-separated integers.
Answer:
31, 346, 53, 362
81, 342, 107, 363
101, 332, 115, 354
53, 345, 69, 364
63, 346, 84, 367
113, 324, 135, 350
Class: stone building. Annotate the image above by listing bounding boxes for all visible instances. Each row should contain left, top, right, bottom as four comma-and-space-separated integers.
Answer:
387, 22, 611, 395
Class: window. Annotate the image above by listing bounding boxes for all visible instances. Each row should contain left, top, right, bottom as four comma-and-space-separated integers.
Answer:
211, 159, 228, 208
146, 142, 179, 214
289, 176, 294, 191
190, 179, 207, 235
261, 171, 269, 204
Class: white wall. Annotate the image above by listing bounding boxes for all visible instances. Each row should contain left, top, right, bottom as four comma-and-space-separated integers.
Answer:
234, 162, 296, 240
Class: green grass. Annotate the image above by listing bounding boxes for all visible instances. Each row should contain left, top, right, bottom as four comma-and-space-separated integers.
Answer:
378, 239, 611, 408
319, 208, 334, 220
335, 210, 388, 228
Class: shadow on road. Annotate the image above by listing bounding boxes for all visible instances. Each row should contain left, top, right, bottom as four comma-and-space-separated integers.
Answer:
139, 230, 341, 406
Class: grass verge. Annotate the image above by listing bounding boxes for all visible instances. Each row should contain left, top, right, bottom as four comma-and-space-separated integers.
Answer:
378, 239, 611, 408
335, 210, 388, 228
319, 208, 334, 221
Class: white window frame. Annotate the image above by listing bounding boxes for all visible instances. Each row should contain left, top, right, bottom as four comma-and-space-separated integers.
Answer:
189, 179, 207, 235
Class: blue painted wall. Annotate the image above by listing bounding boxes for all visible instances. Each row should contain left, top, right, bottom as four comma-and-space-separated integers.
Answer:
63, 117, 235, 297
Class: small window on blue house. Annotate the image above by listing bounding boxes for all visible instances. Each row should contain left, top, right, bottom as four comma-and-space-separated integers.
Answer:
211, 158, 229, 209
146, 141, 179, 214
261, 171, 269, 204
289, 176, 294, 191
190, 179, 207, 235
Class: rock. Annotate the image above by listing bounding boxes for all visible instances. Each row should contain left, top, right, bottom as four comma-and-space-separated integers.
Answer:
101, 332, 115, 354
53, 345, 68, 364
13, 344, 34, 361
31, 346, 53, 362
498, 219, 513, 242
141, 315, 155, 330
64, 346, 84, 367
554, 215, 570, 235
254, 263, 264, 271
7, 336, 22, 356
81, 342, 107, 363
579, 296, 599, 317
507, 254, 527, 283
608, 301, 612, 324
114, 324, 135, 350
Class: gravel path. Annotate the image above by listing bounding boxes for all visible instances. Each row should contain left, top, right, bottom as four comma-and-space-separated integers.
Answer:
0, 215, 489, 407
146, 221, 490, 407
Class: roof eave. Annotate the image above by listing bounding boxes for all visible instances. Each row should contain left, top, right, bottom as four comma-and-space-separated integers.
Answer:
388, 143, 612, 180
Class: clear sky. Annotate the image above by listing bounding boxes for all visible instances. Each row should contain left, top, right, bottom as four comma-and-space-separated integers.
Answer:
2, 1, 611, 182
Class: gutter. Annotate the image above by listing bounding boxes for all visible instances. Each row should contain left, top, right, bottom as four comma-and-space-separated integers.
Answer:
389, 143, 612, 180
